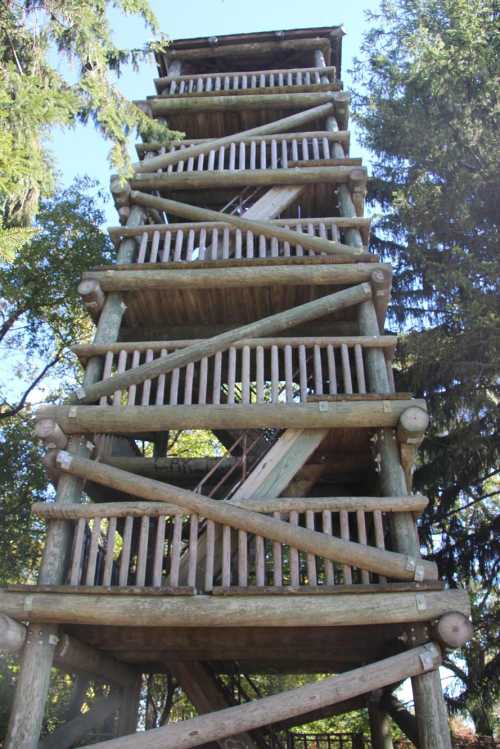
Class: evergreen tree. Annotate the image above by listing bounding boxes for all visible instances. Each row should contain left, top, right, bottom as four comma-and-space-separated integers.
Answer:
354, 0, 499, 734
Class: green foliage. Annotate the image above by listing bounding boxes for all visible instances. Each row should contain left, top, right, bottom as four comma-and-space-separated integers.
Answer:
0, 0, 177, 227
354, 0, 500, 734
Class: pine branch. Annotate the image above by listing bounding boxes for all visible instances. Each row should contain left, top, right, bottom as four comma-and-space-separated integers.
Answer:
0, 350, 62, 419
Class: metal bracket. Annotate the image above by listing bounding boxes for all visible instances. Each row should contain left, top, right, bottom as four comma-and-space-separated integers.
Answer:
416, 593, 427, 611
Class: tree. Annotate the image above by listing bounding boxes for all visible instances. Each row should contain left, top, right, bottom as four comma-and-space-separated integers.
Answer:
0, 0, 177, 230
354, 0, 500, 734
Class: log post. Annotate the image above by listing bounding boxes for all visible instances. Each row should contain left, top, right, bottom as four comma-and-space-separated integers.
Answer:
115, 675, 142, 737
39, 692, 122, 749
3, 206, 145, 749
78, 279, 106, 319
380, 690, 419, 747
34, 419, 68, 450
368, 691, 394, 749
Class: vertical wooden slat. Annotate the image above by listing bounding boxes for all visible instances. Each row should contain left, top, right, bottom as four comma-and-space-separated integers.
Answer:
270, 237, 279, 257
227, 347, 237, 404
289, 511, 300, 586
322, 511, 335, 585
169, 514, 183, 587
242, 345, 251, 404
99, 351, 114, 405
186, 155, 195, 172
271, 138, 278, 168
113, 349, 127, 406
222, 525, 232, 587
259, 139, 266, 170
184, 361, 195, 405
354, 344, 367, 394
69, 518, 86, 585
186, 229, 195, 261
235, 228, 243, 258
340, 512, 352, 584
169, 365, 180, 405
302, 137, 310, 161
199, 227, 207, 260
218, 146, 225, 172
295, 222, 304, 256
155, 348, 167, 406
221, 227, 230, 260
84, 518, 101, 586
246, 229, 254, 258
198, 356, 208, 404
327, 344, 337, 394
250, 140, 256, 169
205, 77, 213, 92
137, 232, 148, 264
187, 513, 199, 588
140, 349, 154, 406
298, 344, 308, 402
271, 344, 279, 403
241, 74, 248, 90
196, 153, 205, 172
207, 148, 216, 171
322, 136, 331, 159
272, 512, 283, 587
152, 515, 166, 587
284, 344, 293, 403
136, 515, 150, 586
204, 520, 215, 591
258, 233, 267, 258
255, 536, 265, 586
174, 229, 184, 261
212, 351, 222, 405
229, 142, 236, 171
305, 511, 317, 585
214, 76, 221, 91
211, 228, 219, 261
149, 230, 160, 263
313, 344, 324, 395
256, 345, 265, 402
281, 138, 288, 168
312, 136, 320, 160
373, 511, 387, 584
341, 343, 353, 394
161, 230, 172, 262
102, 517, 117, 586
356, 511, 370, 584
127, 349, 141, 405
119, 516, 133, 586
238, 530, 248, 586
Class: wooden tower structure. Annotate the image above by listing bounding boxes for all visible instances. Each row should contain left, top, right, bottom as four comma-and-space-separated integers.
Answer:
1, 26, 472, 749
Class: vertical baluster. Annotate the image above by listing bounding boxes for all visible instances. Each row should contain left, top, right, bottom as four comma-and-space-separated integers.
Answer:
313, 344, 324, 395
184, 361, 195, 405
271, 236, 279, 257
295, 222, 304, 256
166, 146, 175, 173
152, 514, 166, 587
272, 512, 283, 587
102, 517, 117, 586
242, 345, 250, 404
186, 229, 195, 262
249, 140, 257, 169
291, 138, 299, 162
246, 230, 254, 258
238, 531, 248, 586
241, 74, 248, 90
322, 512, 335, 585
306, 220, 316, 257
305, 511, 317, 585
141, 349, 154, 406
168, 79, 177, 95
286, 71, 293, 85
214, 76, 221, 91
196, 77, 203, 92
211, 228, 219, 261
99, 351, 114, 405
197, 152, 205, 172
169, 514, 183, 587
205, 77, 213, 92
327, 344, 338, 395
176, 148, 185, 172
340, 512, 352, 584
222, 227, 230, 259
127, 350, 140, 405
354, 344, 367, 393
269, 72, 275, 88
341, 344, 353, 393
238, 142, 246, 170
174, 229, 184, 261
304, 71, 311, 85
255, 535, 265, 586
322, 137, 331, 159
113, 350, 127, 406
289, 512, 300, 585
85, 518, 101, 586
256, 345, 265, 402
271, 344, 279, 403
223, 75, 230, 90
356, 511, 370, 583
284, 344, 293, 403
281, 138, 288, 168
229, 142, 236, 171
136, 515, 150, 586
283, 223, 291, 257
271, 138, 278, 168
278, 72, 284, 86
302, 137, 310, 162
258, 233, 267, 258
259, 73, 266, 88
386, 357, 396, 392
208, 148, 216, 171
178, 80, 185, 94
161, 230, 172, 262
69, 518, 86, 585
149, 230, 160, 263
227, 347, 237, 404
137, 232, 148, 263
186, 155, 195, 172
296, 71, 303, 85
169, 362, 180, 405
222, 525, 231, 587
373, 511, 387, 583
187, 79, 194, 93
187, 513, 199, 588
198, 356, 208, 404
298, 344, 308, 402
204, 520, 215, 591
260, 139, 266, 170
199, 227, 207, 260
312, 137, 320, 160
235, 229, 243, 258
119, 516, 133, 586
217, 145, 225, 171
250, 74, 257, 88
212, 351, 222, 404
319, 222, 328, 241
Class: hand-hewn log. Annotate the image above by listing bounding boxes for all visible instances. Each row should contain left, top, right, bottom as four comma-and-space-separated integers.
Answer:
164, 37, 332, 61
41, 399, 427, 434
0, 589, 469, 628
397, 407, 429, 445
72, 282, 372, 404
0, 614, 136, 687
34, 419, 68, 449
133, 102, 337, 173
76, 644, 443, 749
54, 451, 437, 582
412, 670, 452, 749
78, 279, 105, 319
31, 495, 429, 519
431, 612, 473, 649
129, 191, 362, 256
39, 693, 121, 749
84, 264, 382, 291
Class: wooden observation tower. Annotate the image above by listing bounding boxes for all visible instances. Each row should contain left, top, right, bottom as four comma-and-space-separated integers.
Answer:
1, 26, 472, 749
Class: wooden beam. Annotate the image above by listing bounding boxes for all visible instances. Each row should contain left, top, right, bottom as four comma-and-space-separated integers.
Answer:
380, 691, 419, 747
53, 451, 436, 582
70, 282, 373, 404
41, 399, 427, 434
39, 693, 121, 749
368, 695, 394, 749
76, 644, 443, 749
129, 191, 363, 256
164, 37, 332, 61
133, 102, 337, 173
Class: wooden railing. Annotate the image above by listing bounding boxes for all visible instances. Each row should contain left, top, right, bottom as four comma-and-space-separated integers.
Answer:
72, 337, 396, 408
138, 131, 351, 174
108, 218, 371, 264
155, 66, 337, 96
33, 496, 421, 592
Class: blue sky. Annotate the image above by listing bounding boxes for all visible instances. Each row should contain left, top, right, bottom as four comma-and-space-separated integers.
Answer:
51, 0, 381, 222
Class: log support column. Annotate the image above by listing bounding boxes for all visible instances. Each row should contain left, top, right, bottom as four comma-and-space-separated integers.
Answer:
368, 692, 394, 749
